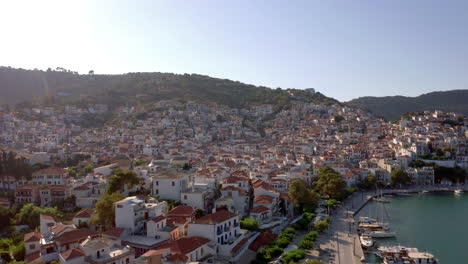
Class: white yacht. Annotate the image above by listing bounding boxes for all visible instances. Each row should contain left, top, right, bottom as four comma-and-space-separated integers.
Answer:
455, 189, 463, 194
359, 235, 375, 249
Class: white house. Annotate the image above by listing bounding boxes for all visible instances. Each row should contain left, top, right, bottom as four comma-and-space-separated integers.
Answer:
114, 196, 168, 234
152, 169, 190, 201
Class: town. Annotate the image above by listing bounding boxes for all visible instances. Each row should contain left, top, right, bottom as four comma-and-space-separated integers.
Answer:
0, 100, 467, 264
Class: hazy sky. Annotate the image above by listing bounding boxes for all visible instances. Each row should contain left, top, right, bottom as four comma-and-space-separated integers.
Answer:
1, 0, 467, 101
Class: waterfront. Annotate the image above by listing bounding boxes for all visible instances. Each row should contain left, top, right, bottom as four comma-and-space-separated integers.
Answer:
357, 192, 468, 264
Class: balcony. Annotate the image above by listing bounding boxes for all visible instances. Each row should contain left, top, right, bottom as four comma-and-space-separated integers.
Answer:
217, 228, 223, 235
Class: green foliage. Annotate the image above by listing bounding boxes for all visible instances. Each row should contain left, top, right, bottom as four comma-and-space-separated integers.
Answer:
240, 217, 259, 231
83, 164, 95, 173
314, 166, 347, 199
107, 170, 141, 194
0, 151, 33, 181
324, 199, 337, 208
0, 238, 25, 262
333, 115, 345, 123
435, 166, 467, 183
91, 192, 125, 229
304, 260, 324, 264
298, 239, 314, 250
314, 220, 329, 233
133, 159, 148, 167
15, 203, 63, 228
390, 168, 412, 186
357, 174, 377, 189
288, 180, 319, 209
11, 242, 25, 261
256, 245, 284, 263
282, 249, 306, 264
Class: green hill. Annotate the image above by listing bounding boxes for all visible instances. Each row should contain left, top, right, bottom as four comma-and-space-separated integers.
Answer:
348, 90, 468, 120
0, 66, 338, 110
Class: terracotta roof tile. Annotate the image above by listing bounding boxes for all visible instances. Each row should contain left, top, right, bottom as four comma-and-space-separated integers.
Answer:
24, 232, 41, 242
60, 248, 85, 260
195, 209, 237, 224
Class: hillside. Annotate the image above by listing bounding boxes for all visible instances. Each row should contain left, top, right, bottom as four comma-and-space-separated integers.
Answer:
348, 90, 468, 120
0, 67, 338, 111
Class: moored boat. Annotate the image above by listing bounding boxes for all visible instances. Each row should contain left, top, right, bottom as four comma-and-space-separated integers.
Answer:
366, 230, 396, 238
359, 235, 375, 249
455, 189, 463, 194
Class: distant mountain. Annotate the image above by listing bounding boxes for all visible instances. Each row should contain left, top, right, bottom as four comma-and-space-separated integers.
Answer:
0, 67, 338, 111
348, 90, 468, 120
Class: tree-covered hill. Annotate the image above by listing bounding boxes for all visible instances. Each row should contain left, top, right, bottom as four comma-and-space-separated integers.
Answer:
348, 90, 468, 120
0, 66, 338, 110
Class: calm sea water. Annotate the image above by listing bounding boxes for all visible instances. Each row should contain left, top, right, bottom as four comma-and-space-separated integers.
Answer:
357, 192, 468, 264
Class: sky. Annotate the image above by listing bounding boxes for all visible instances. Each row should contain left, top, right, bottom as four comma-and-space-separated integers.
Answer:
0, 0, 467, 101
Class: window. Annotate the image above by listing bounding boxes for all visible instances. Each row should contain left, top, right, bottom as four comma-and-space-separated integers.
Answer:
156, 181, 159, 186
155, 189, 159, 194
184, 195, 187, 200
29, 244, 35, 250
172, 181, 175, 186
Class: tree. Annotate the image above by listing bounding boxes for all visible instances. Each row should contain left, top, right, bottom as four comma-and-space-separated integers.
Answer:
91, 192, 125, 229
390, 168, 411, 186
282, 249, 306, 264
288, 180, 319, 209
240, 218, 259, 231
314, 220, 329, 232
333, 115, 345, 123
107, 170, 141, 194
15, 204, 63, 228
88, 70, 94, 75
314, 166, 347, 199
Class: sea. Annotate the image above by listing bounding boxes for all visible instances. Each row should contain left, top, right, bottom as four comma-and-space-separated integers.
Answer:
357, 192, 468, 264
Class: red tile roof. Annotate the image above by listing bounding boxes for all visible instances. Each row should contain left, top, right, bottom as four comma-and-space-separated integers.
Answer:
51, 224, 75, 234
195, 210, 237, 224
168, 205, 195, 216
155, 237, 210, 256
151, 215, 166, 223
254, 195, 274, 204
231, 238, 248, 254
103, 227, 126, 238
74, 209, 95, 218
41, 214, 55, 221
250, 205, 269, 214
60, 248, 85, 260
24, 232, 41, 242
25, 251, 41, 263
54, 228, 98, 245
249, 230, 277, 251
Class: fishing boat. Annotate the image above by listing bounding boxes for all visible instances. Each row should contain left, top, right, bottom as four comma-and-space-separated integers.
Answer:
359, 235, 375, 249
454, 189, 463, 194
420, 190, 429, 194
365, 230, 396, 238
377, 246, 438, 264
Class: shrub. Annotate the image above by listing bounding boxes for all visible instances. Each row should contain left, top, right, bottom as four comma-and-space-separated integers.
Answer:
298, 239, 314, 249
282, 249, 306, 264
275, 237, 291, 248
240, 217, 259, 231
314, 220, 329, 232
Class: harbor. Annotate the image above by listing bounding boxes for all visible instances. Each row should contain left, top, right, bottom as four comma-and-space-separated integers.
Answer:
353, 186, 468, 263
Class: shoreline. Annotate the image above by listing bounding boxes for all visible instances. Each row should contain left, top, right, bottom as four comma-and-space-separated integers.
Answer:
352, 185, 467, 216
